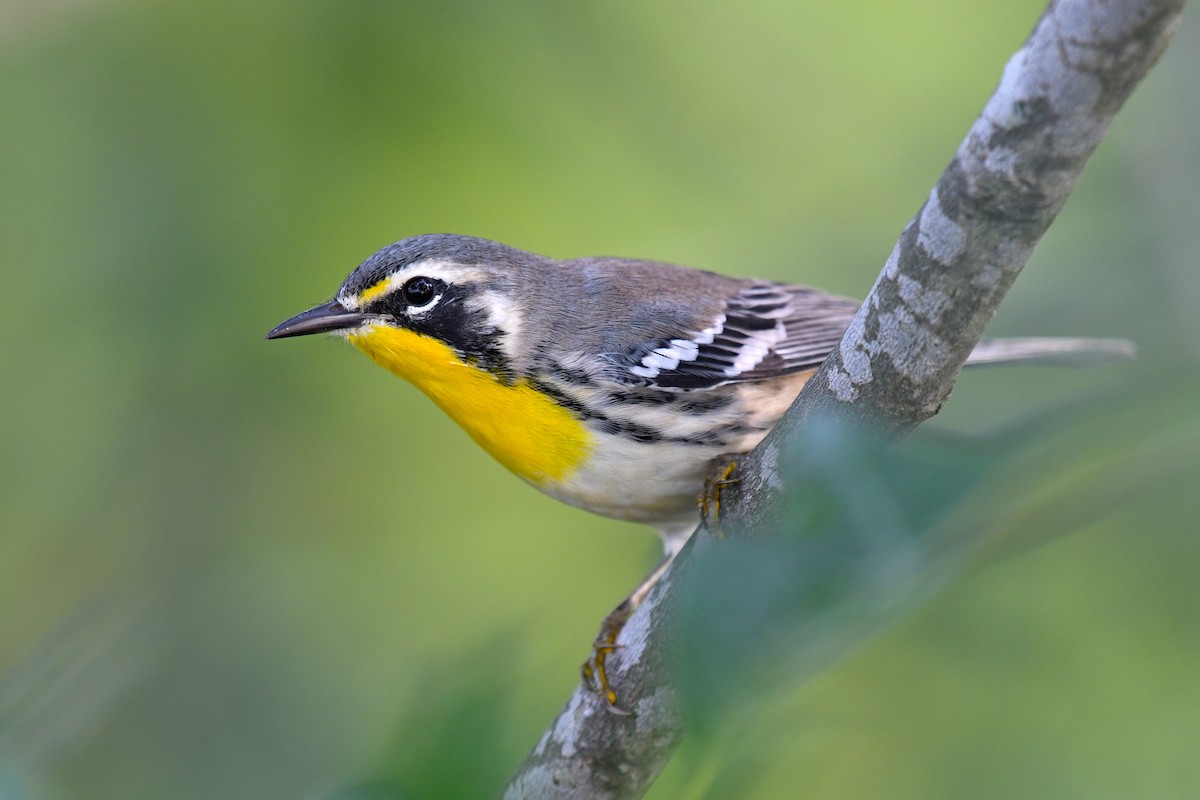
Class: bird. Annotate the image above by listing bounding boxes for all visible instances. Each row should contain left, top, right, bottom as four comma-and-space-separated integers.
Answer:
267, 233, 1132, 712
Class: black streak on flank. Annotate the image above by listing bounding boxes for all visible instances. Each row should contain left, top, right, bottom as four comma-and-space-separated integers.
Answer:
530, 379, 748, 448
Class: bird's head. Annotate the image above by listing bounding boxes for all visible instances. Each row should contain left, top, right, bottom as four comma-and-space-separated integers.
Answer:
267, 234, 547, 380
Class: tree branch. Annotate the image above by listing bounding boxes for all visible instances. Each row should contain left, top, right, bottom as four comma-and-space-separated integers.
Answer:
501, 1, 1185, 797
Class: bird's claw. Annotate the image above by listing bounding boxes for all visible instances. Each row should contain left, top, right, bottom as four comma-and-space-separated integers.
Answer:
699, 456, 741, 537
580, 615, 632, 715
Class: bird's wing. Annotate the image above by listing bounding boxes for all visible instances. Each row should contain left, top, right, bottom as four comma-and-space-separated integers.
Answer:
607, 283, 861, 391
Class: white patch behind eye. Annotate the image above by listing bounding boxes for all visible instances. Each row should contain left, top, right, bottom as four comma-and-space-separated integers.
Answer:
471, 289, 523, 362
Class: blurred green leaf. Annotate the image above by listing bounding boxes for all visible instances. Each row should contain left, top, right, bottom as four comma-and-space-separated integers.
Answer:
333, 636, 525, 800
677, 378, 1200, 737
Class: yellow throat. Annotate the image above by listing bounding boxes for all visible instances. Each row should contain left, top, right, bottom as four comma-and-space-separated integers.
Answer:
347, 325, 591, 485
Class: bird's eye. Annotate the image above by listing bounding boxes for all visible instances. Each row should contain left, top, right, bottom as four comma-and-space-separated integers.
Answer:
402, 276, 441, 308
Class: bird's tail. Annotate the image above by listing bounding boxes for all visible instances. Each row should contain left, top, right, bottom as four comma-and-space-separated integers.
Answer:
965, 337, 1136, 367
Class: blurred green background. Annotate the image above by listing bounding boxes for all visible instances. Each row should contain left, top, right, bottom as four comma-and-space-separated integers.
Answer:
1, 1, 1197, 798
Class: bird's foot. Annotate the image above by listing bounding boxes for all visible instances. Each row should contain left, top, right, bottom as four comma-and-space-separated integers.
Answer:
581, 604, 632, 715
699, 455, 741, 537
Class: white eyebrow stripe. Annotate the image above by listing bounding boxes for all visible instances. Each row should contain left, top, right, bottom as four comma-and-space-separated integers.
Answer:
338, 259, 486, 310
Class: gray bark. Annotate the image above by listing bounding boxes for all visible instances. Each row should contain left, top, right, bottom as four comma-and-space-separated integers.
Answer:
501, 1, 1185, 797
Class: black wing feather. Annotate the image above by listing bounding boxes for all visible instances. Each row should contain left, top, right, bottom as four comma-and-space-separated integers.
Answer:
617, 284, 861, 390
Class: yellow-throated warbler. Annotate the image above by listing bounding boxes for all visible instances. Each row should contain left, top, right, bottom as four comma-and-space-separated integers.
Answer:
268, 233, 1131, 711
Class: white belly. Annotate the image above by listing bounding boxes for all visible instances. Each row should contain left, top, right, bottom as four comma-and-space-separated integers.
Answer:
534, 373, 811, 545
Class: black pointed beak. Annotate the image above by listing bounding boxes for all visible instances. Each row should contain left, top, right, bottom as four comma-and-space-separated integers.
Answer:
266, 300, 373, 340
